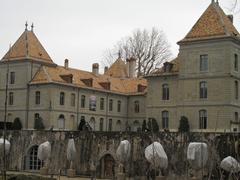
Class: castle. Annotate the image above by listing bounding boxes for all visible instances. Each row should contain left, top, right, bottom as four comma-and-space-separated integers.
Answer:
0, 1, 240, 132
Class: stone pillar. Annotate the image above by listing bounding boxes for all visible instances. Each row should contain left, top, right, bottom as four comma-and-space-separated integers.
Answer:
40, 167, 48, 175
155, 176, 167, 180
67, 168, 76, 177
117, 172, 126, 180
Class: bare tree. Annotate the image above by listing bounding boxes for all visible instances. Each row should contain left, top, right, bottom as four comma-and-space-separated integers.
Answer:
102, 28, 172, 77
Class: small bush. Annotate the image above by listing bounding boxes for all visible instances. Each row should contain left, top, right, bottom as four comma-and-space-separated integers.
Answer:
34, 117, 45, 130
12, 118, 22, 130
178, 116, 190, 133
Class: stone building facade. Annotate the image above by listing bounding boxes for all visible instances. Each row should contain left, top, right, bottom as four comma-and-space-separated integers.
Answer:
1, 1, 240, 132
146, 1, 240, 132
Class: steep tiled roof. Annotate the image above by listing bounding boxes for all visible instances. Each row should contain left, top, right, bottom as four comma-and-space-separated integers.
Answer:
2, 30, 53, 63
31, 65, 147, 94
179, 1, 239, 43
104, 58, 128, 78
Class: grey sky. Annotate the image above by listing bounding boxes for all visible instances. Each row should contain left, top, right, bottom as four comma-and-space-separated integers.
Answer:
0, 0, 237, 71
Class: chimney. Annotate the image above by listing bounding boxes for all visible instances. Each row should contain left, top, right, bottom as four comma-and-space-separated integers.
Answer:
227, 15, 233, 23
92, 63, 99, 75
127, 57, 136, 78
64, 59, 69, 69
104, 66, 108, 74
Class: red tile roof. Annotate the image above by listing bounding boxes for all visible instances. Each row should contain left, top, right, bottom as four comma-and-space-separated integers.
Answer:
179, 2, 239, 43
2, 30, 53, 63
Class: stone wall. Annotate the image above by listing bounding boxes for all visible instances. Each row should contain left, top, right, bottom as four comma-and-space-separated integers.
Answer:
1, 130, 240, 179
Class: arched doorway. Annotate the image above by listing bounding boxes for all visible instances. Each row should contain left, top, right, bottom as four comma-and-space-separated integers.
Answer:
99, 154, 115, 179
24, 145, 44, 171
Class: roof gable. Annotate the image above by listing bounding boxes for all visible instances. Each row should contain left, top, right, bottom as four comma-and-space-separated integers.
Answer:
2, 30, 53, 63
180, 2, 239, 42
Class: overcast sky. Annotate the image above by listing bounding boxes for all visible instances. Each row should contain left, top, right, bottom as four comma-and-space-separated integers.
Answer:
0, 0, 238, 72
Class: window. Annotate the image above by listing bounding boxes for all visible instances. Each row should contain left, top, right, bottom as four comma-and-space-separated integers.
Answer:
100, 98, 104, 110
35, 91, 40, 105
99, 118, 104, 131
200, 55, 208, 71
89, 117, 96, 131
116, 120, 122, 131
117, 100, 121, 112
162, 111, 169, 129
108, 119, 112, 131
34, 113, 40, 121
81, 95, 85, 108
71, 93, 75, 106
199, 110, 207, 129
60, 92, 65, 105
235, 112, 238, 122
10, 72, 15, 84
234, 54, 238, 71
134, 100, 140, 113
58, 114, 65, 129
200, 81, 207, 99
109, 99, 113, 111
133, 120, 140, 132
162, 84, 169, 100
9, 92, 13, 105
235, 81, 238, 100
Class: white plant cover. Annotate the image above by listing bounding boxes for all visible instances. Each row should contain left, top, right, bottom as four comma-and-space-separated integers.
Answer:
0, 138, 10, 155
37, 141, 51, 161
67, 138, 77, 161
187, 142, 208, 169
220, 156, 240, 173
116, 140, 131, 163
145, 142, 168, 169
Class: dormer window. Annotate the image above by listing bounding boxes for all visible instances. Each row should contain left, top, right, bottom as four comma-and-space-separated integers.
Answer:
60, 74, 73, 83
99, 82, 111, 90
163, 62, 173, 72
81, 78, 93, 87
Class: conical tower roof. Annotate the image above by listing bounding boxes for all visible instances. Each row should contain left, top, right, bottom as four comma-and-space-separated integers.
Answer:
2, 26, 53, 64
104, 58, 128, 78
179, 1, 239, 43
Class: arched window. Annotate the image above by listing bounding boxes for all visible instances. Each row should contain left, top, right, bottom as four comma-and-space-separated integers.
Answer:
108, 119, 112, 131
162, 84, 169, 100
200, 81, 207, 99
99, 118, 104, 131
100, 98, 104, 110
133, 120, 140, 132
71, 93, 75, 106
199, 110, 207, 129
58, 114, 65, 129
109, 99, 113, 111
134, 100, 140, 113
116, 120, 122, 131
35, 91, 40, 105
60, 92, 65, 105
89, 117, 96, 131
70, 115, 75, 130
162, 111, 169, 129
235, 81, 238, 99
235, 112, 238, 122
117, 100, 121, 112
25, 145, 44, 170
34, 113, 40, 121
234, 54, 238, 71
81, 95, 86, 108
